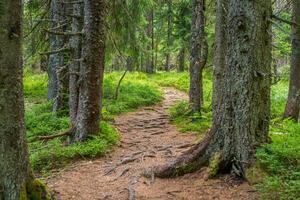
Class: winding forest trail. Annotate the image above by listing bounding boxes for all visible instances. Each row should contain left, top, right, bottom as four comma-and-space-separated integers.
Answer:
47, 88, 258, 200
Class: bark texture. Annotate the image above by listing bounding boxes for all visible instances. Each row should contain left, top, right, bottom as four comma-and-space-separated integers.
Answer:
147, 0, 272, 178
0, 2, 30, 198
53, 1, 69, 112
189, 0, 206, 113
69, 2, 83, 126
213, 0, 228, 117
47, 0, 64, 100
283, 1, 300, 121
0, 2, 51, 199
72, 0, 106, 141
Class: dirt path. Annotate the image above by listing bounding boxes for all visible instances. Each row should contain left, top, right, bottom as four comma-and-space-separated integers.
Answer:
47, 88, 258, 200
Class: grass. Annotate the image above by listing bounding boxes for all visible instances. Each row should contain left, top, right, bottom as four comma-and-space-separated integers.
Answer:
24, 71, 162, 172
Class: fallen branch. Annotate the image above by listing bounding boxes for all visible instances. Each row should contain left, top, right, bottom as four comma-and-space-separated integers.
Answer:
30, 128, 74, 142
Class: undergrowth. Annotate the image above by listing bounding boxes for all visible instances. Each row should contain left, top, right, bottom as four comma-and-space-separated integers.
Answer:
24, 71, 162, 172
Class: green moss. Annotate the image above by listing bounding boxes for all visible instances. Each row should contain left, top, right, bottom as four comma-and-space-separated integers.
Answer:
26, 179, 51, 200
245, 164, 267, 185
208, 152, 221, 177
19, 184, 27, 200
175, 162, 199, 176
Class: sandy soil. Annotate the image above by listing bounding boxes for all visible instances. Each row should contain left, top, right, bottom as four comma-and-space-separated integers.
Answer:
46, 88, 258, 200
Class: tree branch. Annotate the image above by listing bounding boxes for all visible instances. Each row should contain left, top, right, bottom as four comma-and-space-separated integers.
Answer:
271, 14, 297, 26
44, 29, 83, 36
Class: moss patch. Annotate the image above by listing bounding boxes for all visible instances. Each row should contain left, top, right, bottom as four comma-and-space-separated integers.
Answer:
208, 152, 221, 177
26, 179, 52, 200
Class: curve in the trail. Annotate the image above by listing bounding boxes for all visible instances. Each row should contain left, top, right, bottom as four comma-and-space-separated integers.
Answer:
47, 88, 258, 200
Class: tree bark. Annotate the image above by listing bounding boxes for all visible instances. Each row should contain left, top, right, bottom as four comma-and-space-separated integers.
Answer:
165, 0, 173, 71
177, 47, 185, 72
213, 0, 228, 117
147, 0, 272, 178
72, 0, 106, 141
47, 0, 64, 100
53, 1, 69, 112
69, 2, 83, 126
283, 1, 300, 121
189, 0, 206, 113
0, 1, 51, 199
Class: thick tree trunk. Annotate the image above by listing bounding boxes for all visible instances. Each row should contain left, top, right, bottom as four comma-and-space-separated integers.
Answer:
0, 2, 30, 198
177, 47, 185, 72
147, 0, 272, 178
47, 0, 64, 100
213, 0, 228, 117
165, 0, 172, 71
0, 1, 51, 199
283, 1, 300, 121
72, 0, 106, 141
146, 9, 154, 74
69, 3, 83, 126
189, 0, 206, 113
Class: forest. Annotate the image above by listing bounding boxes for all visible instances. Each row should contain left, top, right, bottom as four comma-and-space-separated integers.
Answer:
0, 0, 299, 199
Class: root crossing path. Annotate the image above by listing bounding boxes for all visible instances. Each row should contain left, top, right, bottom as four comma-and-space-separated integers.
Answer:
47, 88, 258, 200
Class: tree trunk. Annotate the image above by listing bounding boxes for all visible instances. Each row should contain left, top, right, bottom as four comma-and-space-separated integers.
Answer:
0, 1, 51, 199
53, 1, 69, 112
165, 0, 172, 71
147, 0, 272, 178
283, 1, 300, 121
69, 2, 83, 126
213, 0, 228, 117
47, 0, 64, 100
72, 0, 106, 141
178, 47, 185, 72
189, 0, 206, 113
146, 9, 154, 74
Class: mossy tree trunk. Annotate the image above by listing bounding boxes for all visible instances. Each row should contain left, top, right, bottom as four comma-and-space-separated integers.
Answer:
71, 0, 106, 142
0, 1, 51, 199
213, 0, 227, 117
147, 0, 272, 178
69, 2, 83, 127
47, 0, 64, 101
189, 0, 206, 113
283, 0, 300, 121
53, 1, 69, 113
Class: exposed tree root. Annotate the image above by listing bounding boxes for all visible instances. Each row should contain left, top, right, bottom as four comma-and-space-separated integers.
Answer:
143, 133, 213, 178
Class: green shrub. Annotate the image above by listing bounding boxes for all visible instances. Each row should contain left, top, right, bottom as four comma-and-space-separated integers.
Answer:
30, 122, 119, 172
169, 101, 211, 135
256, 119, 300, 200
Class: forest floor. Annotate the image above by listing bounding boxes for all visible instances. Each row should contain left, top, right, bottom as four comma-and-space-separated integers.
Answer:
46, 88, 258, 200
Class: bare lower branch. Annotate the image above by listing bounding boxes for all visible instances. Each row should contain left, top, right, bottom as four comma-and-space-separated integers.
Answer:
44, 29, 83, 36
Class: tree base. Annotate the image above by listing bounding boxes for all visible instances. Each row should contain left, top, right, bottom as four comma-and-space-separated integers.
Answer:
143, 128, 254, 179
